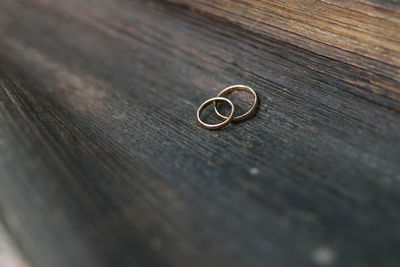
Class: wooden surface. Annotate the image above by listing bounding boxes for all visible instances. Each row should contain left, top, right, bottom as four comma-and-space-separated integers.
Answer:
0, 0, 399, 266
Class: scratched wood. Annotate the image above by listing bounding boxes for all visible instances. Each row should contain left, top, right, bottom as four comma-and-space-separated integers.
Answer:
0, 0, 399, 267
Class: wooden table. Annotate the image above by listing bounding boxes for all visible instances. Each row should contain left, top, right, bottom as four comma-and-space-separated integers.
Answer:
0, 0, 399, 266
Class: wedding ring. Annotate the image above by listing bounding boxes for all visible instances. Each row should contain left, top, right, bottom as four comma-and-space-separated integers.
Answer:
197, 97, 235, 130
214, 85, 258, 122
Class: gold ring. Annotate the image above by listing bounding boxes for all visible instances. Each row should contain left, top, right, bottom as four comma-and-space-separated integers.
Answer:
197, 97, 235, 130
214, 85, 258, 122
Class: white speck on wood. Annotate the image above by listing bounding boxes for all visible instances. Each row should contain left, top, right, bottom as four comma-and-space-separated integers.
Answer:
249, 167, 259, 175
311, 247, 336, 266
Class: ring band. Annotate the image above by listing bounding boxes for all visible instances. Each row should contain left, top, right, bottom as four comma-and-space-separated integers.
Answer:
214, 85, 258, 122
197, 97, 235, 130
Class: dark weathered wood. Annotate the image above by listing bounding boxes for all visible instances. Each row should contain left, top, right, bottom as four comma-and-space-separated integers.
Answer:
0, 0, 399, 267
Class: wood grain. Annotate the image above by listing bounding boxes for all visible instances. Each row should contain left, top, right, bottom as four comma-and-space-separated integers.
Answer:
166, 0, 400, 110
0, 0, 399, 267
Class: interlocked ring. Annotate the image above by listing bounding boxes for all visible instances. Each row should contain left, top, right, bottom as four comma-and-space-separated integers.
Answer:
197, 97, 235, 130
214, 85, 258, 122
